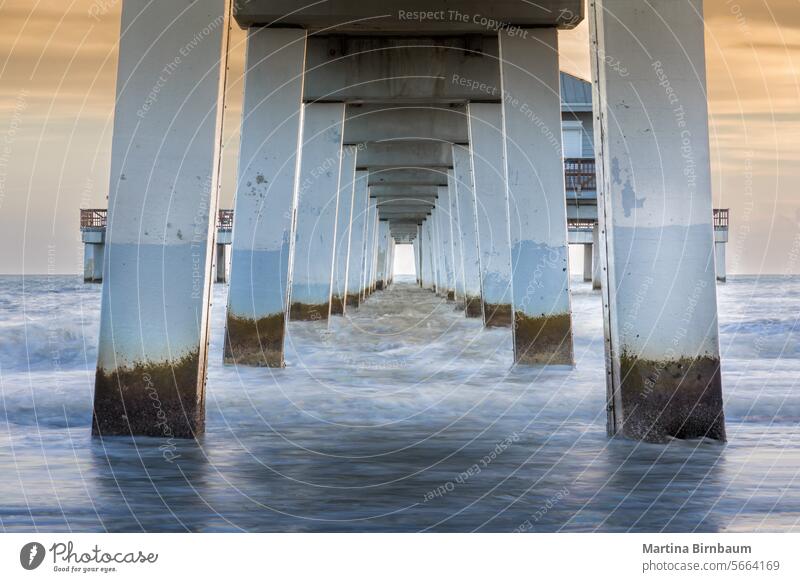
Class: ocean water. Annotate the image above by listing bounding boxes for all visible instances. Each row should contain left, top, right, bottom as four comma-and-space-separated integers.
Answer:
0, 274, 799, 532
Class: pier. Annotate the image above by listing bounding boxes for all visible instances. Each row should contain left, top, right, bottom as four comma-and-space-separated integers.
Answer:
88, 0, 728, 444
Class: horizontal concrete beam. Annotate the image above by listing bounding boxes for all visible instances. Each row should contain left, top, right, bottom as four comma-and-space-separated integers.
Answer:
305, 36, 501, 103
371, 185, 440, 197
344, 105, 468, 144
233, 1, 584, 31
369, 168, 450, 186
357, 141, 453, 168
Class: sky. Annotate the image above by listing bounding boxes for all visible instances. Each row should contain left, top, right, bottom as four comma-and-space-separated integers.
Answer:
0, 0, 798, 275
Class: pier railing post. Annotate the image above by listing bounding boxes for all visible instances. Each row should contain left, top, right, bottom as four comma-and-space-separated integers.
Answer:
224, 27, 306, 368
92, 0, 229, 437
499, 28, 574, 365
591, 0, 725, 442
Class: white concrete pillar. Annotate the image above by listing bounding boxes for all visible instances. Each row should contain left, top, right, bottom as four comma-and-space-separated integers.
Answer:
715, 242, 727, 283
362, 198, 377, 300
591, 0, 725, 442
411, 234, 422, 286
438, 185, 456, 300
467, 103, 513, 327
225, 28, 306, 369
583, 244, 593, 282
452, 145, 483, 318
289, 102, 346, 322
499, 28, 573, 365
215, 243, 227, 283
345, 170, 368, 308
331, 145, 358, 315
592, 223, 602, 290
448, 169, 466, 307
83, 243, 104, 283
421, 220, 434, 289
376, 220, 390, 290
93, 0, 228, 438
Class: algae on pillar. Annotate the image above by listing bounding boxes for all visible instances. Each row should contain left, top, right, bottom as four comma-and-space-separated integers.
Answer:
92, 0, 229, 437
224, 28, 306, 368
591, 0, 725, 442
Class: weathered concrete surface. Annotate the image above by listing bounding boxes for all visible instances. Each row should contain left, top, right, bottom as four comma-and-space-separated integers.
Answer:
500, 28, 573, 365
357, 142, 452, 169
583, 244, 592, 282
331, 146, 358, 315
225, 28, 306, 368
591, 0, 725, 441
452, 145, 483, 318
215, 243, 227, 283
344, 105, 468, 144
467, 103, 513, 327
346, 171, 369, 309
592, 223, 601, 290
92, 0, 228, 437
83, 243, 104, 283
715, 241, 727, 283
289, 103, 346, 321
447, 169, 466, 307
234, 1, 584, 31
619, 354, 726, 442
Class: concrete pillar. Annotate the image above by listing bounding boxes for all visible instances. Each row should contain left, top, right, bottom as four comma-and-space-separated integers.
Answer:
592, 223, 602, 290
215, 243, 227, 283
362, 198, 377, 300
289, 102, 346, 322
499, 28, 573, 365
345, 170, 368, 308
92, 0, 228, 438
715, 242, 727, 283
225, 28, 306, 369
452, 145, 483, 319
417, 224, 424, 286
421, 220, 434, 289
331, 145, 358, 315
370, 210, 380, 293
467, 103, 513, 327
376, 220, 390, 290
388, 237, 396, 285
83, 243, 104, 283
430, 208, 441, 294
583, 244, 593, 282
438, 185, 456, 300
448, 169, 465, 307
591, 0, 725, 442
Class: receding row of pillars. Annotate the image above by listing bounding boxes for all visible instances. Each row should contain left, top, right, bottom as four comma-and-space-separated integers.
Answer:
91, 0, 726, 445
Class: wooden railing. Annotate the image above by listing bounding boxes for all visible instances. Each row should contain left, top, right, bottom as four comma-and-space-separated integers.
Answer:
713, 208, 729, 229
564, 158, 596, 191
80, 209, 107, 228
